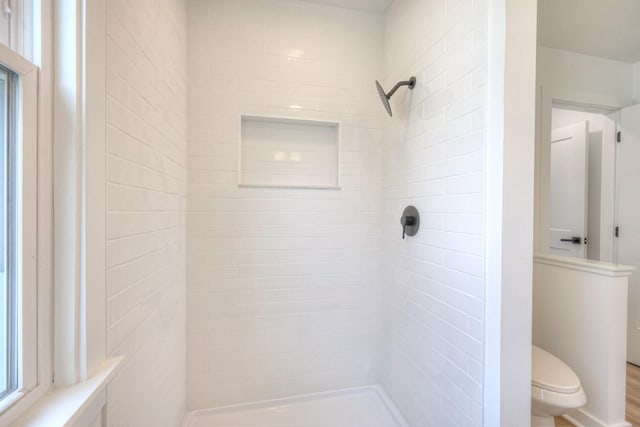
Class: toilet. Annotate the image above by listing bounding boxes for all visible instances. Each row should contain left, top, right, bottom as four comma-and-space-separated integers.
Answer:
531, 345, 587, 427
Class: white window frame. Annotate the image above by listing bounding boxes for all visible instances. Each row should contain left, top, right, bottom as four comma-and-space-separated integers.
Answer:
0, 1, 54, 425
0, 38, 45, 420
0, 1, 35, 61
0, 0, 117, 424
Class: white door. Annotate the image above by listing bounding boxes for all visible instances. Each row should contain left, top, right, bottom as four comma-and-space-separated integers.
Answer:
548, 122, 589, 258
617, 104, 640, 364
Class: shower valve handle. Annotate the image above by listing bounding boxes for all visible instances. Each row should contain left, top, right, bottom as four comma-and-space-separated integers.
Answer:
401, 216, 416, 239
400, 206, 420, 240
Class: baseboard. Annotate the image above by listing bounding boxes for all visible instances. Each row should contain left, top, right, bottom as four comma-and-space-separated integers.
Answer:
565, 408, 631, 427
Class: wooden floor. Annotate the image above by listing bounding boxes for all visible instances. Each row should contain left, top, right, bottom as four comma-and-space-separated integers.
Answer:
553, 416, 575, 427
628, 362, 640, 426
554, 363, 640, 426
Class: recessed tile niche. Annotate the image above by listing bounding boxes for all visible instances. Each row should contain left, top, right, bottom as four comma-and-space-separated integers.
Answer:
239, 115, 340, 189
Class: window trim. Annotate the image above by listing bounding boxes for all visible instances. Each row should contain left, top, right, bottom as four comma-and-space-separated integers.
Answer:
0, 0, 54, 421
53, 0, 106, 387
0, 41, 43, 420
0, 0, 111, 423
0, 0, 112, 423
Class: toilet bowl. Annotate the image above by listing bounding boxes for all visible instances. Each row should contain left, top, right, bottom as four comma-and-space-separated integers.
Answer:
531, 345, 587, 427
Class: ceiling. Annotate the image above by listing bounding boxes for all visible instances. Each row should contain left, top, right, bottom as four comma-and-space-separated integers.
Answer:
538, 0, 640, 63
304, 1, 640, 62
304, 0, 393, 14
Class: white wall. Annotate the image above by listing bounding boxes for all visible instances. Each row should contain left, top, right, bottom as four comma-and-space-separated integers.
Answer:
535, 48, 629, 265
494, 0, 539, 424
104, 0, 187, 425
537, 47, 634, 105
379, 0, 487, 425
533, 255, 632, 427
186, 0, 385, 410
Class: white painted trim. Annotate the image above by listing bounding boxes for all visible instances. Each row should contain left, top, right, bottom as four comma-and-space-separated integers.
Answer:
0, 22, 47, 427
81, 0, 106, 379
634, 62, 640, 104
599, 113, 616, 263
534, 253, 635, 277
565, 408, 632, 427
0, 1, 54, 424
545, 87, 630, 113
485, 0, 538, 425
17, 47, 39, 394
8, 0, 21, 55
53, 0, 82, 386
68, 389, 104, 427
34, 0, 54, 404
12, 356, 122, 427
483, 0, 505, 424
534, 86, 629, 254
53, 0, 107, 386
612, 109, 622, 265
1, 0, 106, 422
0, 44, 34, 74
5, 0, 27, 60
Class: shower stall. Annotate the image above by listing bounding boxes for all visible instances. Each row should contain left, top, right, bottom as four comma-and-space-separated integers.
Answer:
184, 1, 487, 426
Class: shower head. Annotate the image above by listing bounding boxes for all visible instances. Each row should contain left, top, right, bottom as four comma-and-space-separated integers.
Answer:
375, 76, 416, 117
376, 80, 392, 117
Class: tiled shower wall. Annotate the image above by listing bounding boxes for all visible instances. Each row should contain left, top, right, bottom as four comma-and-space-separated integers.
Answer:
380, 0, 487, 426
186, 0, 385, 409
105, 0, 187, 425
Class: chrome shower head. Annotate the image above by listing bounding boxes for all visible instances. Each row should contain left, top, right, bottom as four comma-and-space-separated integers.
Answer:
375, 76, 417, 117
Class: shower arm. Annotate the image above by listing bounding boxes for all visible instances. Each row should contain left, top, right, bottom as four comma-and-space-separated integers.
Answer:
384, 77, 417, 99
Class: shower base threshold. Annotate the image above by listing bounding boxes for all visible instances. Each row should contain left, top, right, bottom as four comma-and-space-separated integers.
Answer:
182, 386, 408, 427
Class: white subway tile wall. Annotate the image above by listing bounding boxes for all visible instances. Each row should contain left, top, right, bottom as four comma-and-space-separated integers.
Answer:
186, 0, 385, 409
380, 0, 486, 426
105, 0, 188, 425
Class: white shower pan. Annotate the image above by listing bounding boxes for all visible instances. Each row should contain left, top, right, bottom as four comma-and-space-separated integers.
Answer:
182, 386, 408, 427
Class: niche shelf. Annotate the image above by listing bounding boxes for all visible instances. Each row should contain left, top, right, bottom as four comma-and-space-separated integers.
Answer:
239, 115, 340, 189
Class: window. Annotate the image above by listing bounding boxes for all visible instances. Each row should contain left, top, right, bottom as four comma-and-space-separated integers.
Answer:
0, 1, 32, 61
0, 38, 40, 422
0, 64, 17, 401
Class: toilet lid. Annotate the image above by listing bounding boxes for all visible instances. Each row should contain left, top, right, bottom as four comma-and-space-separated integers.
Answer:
531, 345, 581, 394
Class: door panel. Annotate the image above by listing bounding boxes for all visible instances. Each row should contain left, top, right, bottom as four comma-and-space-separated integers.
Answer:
549, 122, 589, 258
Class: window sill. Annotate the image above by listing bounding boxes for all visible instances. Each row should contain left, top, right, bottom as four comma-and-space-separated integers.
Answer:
13, 357, 123, 426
